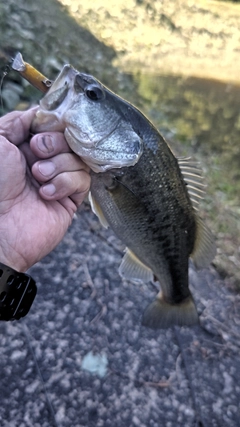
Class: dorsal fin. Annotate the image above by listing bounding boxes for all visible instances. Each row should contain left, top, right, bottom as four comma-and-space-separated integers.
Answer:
88, 192, 109, 229
178, 158, 216, 267
190, 216, 216, 269
119, 248, 153, 283
178, 157, 206, 210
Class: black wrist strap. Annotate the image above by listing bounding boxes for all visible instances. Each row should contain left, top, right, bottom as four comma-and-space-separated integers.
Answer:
0, 263, 37, 321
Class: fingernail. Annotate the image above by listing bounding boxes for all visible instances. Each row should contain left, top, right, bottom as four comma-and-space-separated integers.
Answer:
42, 183, 56, 196
38, 161, 55, 176
37, 135, 54, 153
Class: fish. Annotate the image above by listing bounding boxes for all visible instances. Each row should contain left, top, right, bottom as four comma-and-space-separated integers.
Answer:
32, 64, 216, 329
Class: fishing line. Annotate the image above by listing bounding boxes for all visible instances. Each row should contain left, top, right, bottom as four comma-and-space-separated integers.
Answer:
0, 65, 10, 114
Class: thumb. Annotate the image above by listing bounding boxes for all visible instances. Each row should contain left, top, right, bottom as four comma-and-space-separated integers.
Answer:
0, 135, 25, 198
0, 107, 38, 146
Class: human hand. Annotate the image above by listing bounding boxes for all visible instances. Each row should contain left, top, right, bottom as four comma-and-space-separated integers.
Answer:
0, 108, 90, 272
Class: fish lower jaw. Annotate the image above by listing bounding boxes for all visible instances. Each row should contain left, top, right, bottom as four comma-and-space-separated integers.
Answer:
31, 110, 65, 133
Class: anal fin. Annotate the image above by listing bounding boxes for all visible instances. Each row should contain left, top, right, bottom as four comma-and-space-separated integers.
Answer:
119, 248, 153, 283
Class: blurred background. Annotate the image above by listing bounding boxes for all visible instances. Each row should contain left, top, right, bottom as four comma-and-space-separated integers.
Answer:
1, 0, 240, 288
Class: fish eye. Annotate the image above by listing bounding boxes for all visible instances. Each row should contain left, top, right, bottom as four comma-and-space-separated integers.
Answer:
85, 85, 105, 101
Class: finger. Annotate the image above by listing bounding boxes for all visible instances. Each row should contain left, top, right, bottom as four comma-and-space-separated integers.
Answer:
0, 107, 38, 145
0, 135, 26, 199
39, 170, 91, 207
0, 134, 20, 159
30, 132, 72, 159
56, 196, 81, 217
19, 141, 39, 169
32, 152, 90, 183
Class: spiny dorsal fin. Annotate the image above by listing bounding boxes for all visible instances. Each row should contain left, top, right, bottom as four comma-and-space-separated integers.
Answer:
190, 216, 216, 269
88, 192, 109, 229
119, 248, 153, 283
178, 157, 206, 210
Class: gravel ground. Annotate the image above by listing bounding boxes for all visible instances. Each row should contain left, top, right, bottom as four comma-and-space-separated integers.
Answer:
0, 205, 239, 427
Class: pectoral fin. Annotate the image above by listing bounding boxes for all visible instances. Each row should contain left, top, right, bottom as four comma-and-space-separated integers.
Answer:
119, 248, 153, 283
88, 191, 109, 229
142, 293, 199, 329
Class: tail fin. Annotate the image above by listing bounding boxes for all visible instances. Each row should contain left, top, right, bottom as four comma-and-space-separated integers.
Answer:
142, 294, 199, 329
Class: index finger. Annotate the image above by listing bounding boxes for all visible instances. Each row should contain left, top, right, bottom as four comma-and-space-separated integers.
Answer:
30, 132, 72, 159
0, 107, 38, 145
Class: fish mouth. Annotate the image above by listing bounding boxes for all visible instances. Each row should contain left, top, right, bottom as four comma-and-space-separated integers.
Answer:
32, 66, 103, 134
34, 66, 101, 114
41, 83, 69, 111
31, 65, 79, 133
31, 109, 65, 133
38, 65, 79, 111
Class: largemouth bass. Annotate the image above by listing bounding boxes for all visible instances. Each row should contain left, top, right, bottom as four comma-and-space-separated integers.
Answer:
32, 65, 216, 329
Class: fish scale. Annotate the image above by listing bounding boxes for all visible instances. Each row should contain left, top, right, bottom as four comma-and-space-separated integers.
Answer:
90, 138, 195, 302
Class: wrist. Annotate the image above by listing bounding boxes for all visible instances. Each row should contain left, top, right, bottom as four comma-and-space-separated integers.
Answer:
0, 262, 37, 320
0, 250, 28, 273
